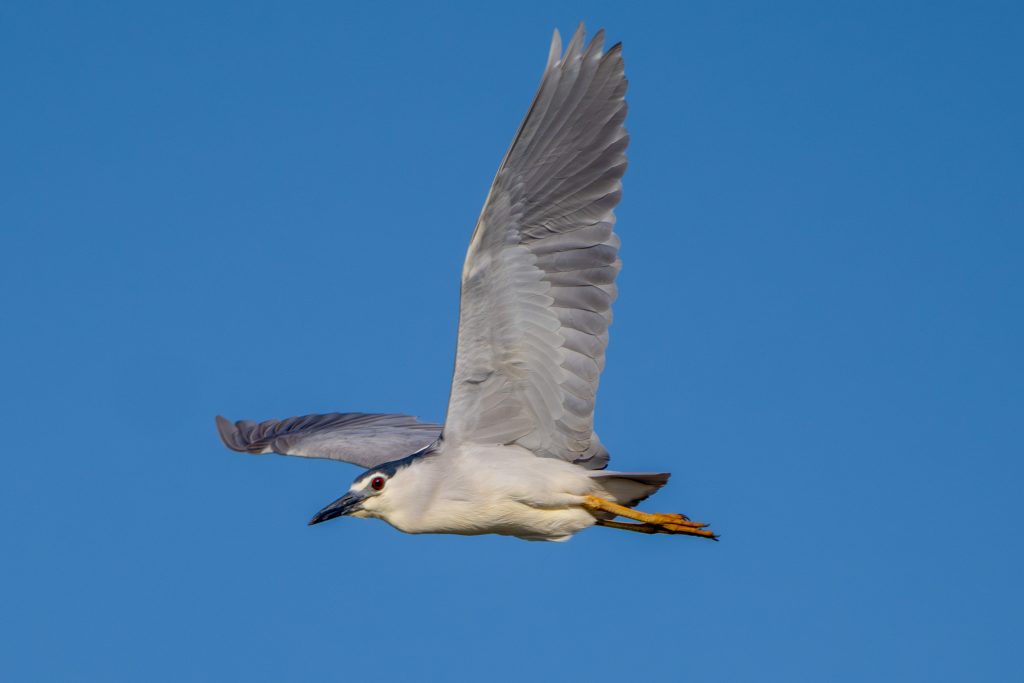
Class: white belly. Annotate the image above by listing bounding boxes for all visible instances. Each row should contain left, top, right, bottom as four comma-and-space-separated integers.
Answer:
379, 444, 601, 542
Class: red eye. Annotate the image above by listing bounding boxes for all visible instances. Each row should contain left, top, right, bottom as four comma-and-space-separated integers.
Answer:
370, 476, 386, 491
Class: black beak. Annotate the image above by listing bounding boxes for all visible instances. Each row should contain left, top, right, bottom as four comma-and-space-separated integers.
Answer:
308, 492, 363, 526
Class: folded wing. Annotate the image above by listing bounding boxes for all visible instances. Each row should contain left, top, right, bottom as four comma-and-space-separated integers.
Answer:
443, 25, 628, 469
215, 413, 441, 469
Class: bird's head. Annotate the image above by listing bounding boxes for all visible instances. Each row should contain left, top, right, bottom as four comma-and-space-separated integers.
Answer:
307, 460, 418, 526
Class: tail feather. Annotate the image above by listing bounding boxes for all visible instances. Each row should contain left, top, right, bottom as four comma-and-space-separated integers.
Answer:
588, 471, 670, 509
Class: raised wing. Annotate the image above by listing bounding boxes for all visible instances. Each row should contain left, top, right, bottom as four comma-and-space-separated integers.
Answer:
215, 413, 441, 469
443, 26, 628, 468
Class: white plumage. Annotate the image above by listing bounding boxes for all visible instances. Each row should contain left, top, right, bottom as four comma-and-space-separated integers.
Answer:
354, 445, 601, 542
350, 444, 661, 542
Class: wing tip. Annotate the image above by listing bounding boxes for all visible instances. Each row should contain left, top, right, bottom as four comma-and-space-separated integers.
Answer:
215, 415, 238, 450
565, 22, 586, 61
552, 25, 620, 63
214, 414, 261, 454
547, 28, 563, 71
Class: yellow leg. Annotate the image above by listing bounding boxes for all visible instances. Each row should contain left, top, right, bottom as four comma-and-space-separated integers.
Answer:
585, 495, 718, 540
596, 519, 661, 534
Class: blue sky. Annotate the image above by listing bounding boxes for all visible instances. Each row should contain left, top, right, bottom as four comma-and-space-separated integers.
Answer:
2, 1, 1021, 680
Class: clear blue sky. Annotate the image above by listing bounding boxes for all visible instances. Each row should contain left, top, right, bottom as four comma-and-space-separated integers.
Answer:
2, 1, 1021, 680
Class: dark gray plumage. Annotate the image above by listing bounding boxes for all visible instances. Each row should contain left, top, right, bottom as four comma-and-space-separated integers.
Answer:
215, 413, 440, 469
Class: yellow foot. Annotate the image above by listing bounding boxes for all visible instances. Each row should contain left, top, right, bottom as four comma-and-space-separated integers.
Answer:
585, 495, 719, 540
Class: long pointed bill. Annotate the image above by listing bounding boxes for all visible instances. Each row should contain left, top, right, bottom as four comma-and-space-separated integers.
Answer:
308, 491, 364, 526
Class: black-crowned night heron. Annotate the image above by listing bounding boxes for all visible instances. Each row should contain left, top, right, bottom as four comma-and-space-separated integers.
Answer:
216, 25, 717, 542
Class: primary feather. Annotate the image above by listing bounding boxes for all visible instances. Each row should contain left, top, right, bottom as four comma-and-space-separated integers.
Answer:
215, 413, 440, 469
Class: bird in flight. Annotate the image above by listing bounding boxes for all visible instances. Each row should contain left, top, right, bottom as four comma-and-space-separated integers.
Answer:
216, 25, 716, 542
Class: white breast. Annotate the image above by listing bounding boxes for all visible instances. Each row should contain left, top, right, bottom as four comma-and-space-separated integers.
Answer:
381, 443, 601, 541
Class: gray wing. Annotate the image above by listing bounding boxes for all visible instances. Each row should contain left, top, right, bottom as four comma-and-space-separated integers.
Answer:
443, 25, 628, 469
215, 413, 441, 469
